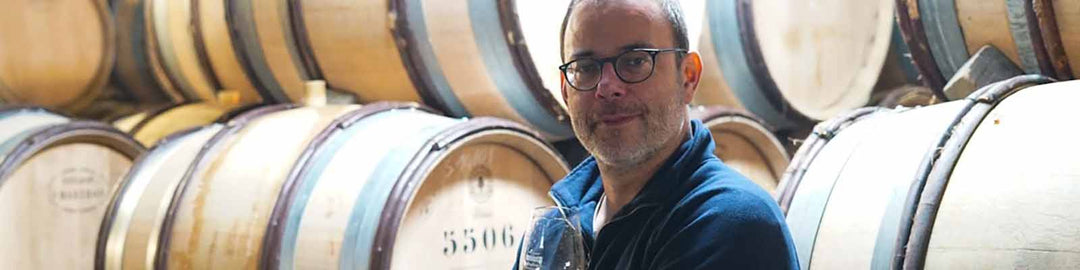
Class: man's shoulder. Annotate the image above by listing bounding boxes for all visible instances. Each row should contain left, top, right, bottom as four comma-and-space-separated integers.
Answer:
671, 157, 786, 228
645, 158, 798, 269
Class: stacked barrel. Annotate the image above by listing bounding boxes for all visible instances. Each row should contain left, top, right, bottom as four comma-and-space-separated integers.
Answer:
3, 0, 1080, 269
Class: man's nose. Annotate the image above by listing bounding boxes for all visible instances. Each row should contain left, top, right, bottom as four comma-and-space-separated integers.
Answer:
594, 63, 627, 100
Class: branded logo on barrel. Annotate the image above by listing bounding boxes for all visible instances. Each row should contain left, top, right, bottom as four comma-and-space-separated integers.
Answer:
49, 167, 109, 213
468, 166, 494, 204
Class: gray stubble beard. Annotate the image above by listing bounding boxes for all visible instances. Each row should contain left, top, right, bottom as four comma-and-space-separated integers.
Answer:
572, 88, 688, 169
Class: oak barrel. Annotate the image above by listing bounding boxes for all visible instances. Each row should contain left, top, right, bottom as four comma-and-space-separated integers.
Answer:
112, 102, 239, 146
690, 106, 790, 195
228, 0, 315, 103
0, 107, 144, 269
97, 104, 290, 270
98, 102, 568, 269
96, 124, 224, 270
896, 0, 1079, 91
778, 75, 1080, 269
293, 0, 574, 140
109, 0, 174, 104
141, 0, 264, 105
690, 0, 917, 131
0, 0, 115, 113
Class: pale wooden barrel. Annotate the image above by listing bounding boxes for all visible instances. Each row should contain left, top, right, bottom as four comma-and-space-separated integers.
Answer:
0, 106, 71, 141
777, 75, 1080, 269
109, 0, 176, 104
143, 0, 264, 104
896, 0, 1078, 91
133, 102, 565, 269
97, 125, 222, 270
873, 85, 941, 109
146, 0, 221, 101
0, 0, 114, 113
112, 106, 169, 134
96, 104, 290, 270
0, 107, 144, 269
192, 0, 264, 105
916, 77, 1080, 268
264, 104, 568, 269
780, 102, 968, 270
690, 106, 789, 195
122, 103, 232, 146
293, 0, 574, 140
692, 0, 915, 131
113, 113, 148, 134
228, 0, 315, 103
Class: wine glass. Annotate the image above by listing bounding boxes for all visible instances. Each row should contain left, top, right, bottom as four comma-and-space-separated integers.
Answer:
518, 206, 587, 270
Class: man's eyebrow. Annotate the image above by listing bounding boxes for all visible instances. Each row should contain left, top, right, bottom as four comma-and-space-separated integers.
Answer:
570, 50, 595, 60
569, 42, 654, 60
619, 42, 652, 52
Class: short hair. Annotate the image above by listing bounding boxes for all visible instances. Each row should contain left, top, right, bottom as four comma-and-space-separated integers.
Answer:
559, 0, 689, 62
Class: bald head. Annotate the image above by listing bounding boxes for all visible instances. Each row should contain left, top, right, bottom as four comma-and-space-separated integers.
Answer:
559, 0, 689, 62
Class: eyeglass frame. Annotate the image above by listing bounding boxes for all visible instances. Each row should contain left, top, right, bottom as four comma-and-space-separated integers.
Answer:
558, 48, 688, 91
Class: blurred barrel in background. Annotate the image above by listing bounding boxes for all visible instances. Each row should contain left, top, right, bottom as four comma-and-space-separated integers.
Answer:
0, 1, 115, 114
690, 0, 918, 132
691, 106, 790, 195
0, 106, 143, 269
110, 0, 175, 104
293, 0, 575, 140
145, 0, 266, 104
111, 102, 236, 146
229, 0, 314, 103
896, 0, 1079, 92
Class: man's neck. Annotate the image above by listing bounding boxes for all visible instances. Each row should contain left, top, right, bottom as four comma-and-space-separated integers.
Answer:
596, 122, 690, 217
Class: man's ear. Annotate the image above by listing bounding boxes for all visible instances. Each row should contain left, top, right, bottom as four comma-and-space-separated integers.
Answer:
681, 51, 703, 103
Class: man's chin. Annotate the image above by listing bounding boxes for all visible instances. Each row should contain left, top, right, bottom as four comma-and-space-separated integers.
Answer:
593, 148, 649, 167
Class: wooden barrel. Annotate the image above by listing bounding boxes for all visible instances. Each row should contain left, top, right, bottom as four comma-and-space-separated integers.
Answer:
690, 106, 790, 195
112, 105, 170, 134
0, 0, 114, 113
97, 124, 223, 270
896, 0, 1078, 92
1055, 1, 1080, 80
142, 0, 264, 104
121, 103, 235, 146
110, 0, 175, 104
192, 0, 264, 105
692, 0, 917, 131
292, 0, 574, 140
264, 104, 567, 269
98, 103, 567, 269
0, 106, 71, 140
227, 0, 315, 103
777, 75, 1080, 269
0, 107, 144, 269
96, 104, 290, 270
873, 85, 941, 108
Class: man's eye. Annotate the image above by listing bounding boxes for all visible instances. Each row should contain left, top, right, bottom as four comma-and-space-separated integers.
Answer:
575, 65, 599, 74
626, 57, 647, 66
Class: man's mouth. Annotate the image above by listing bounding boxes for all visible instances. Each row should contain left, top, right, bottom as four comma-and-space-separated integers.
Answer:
597, 113, 641, 126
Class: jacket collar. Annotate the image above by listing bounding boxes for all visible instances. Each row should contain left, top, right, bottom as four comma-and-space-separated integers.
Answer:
550, 119, 716, 210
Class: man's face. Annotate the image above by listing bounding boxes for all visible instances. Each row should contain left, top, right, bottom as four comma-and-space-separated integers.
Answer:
562, 1, 696, 167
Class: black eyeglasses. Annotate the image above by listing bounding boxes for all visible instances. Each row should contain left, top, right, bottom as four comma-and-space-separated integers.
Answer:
559, 48, 687, 91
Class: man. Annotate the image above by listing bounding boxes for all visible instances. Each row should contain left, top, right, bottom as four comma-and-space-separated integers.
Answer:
516, 0, 798, 269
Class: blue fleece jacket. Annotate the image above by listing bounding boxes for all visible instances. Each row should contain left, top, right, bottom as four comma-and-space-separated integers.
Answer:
515, 119, 798, 270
